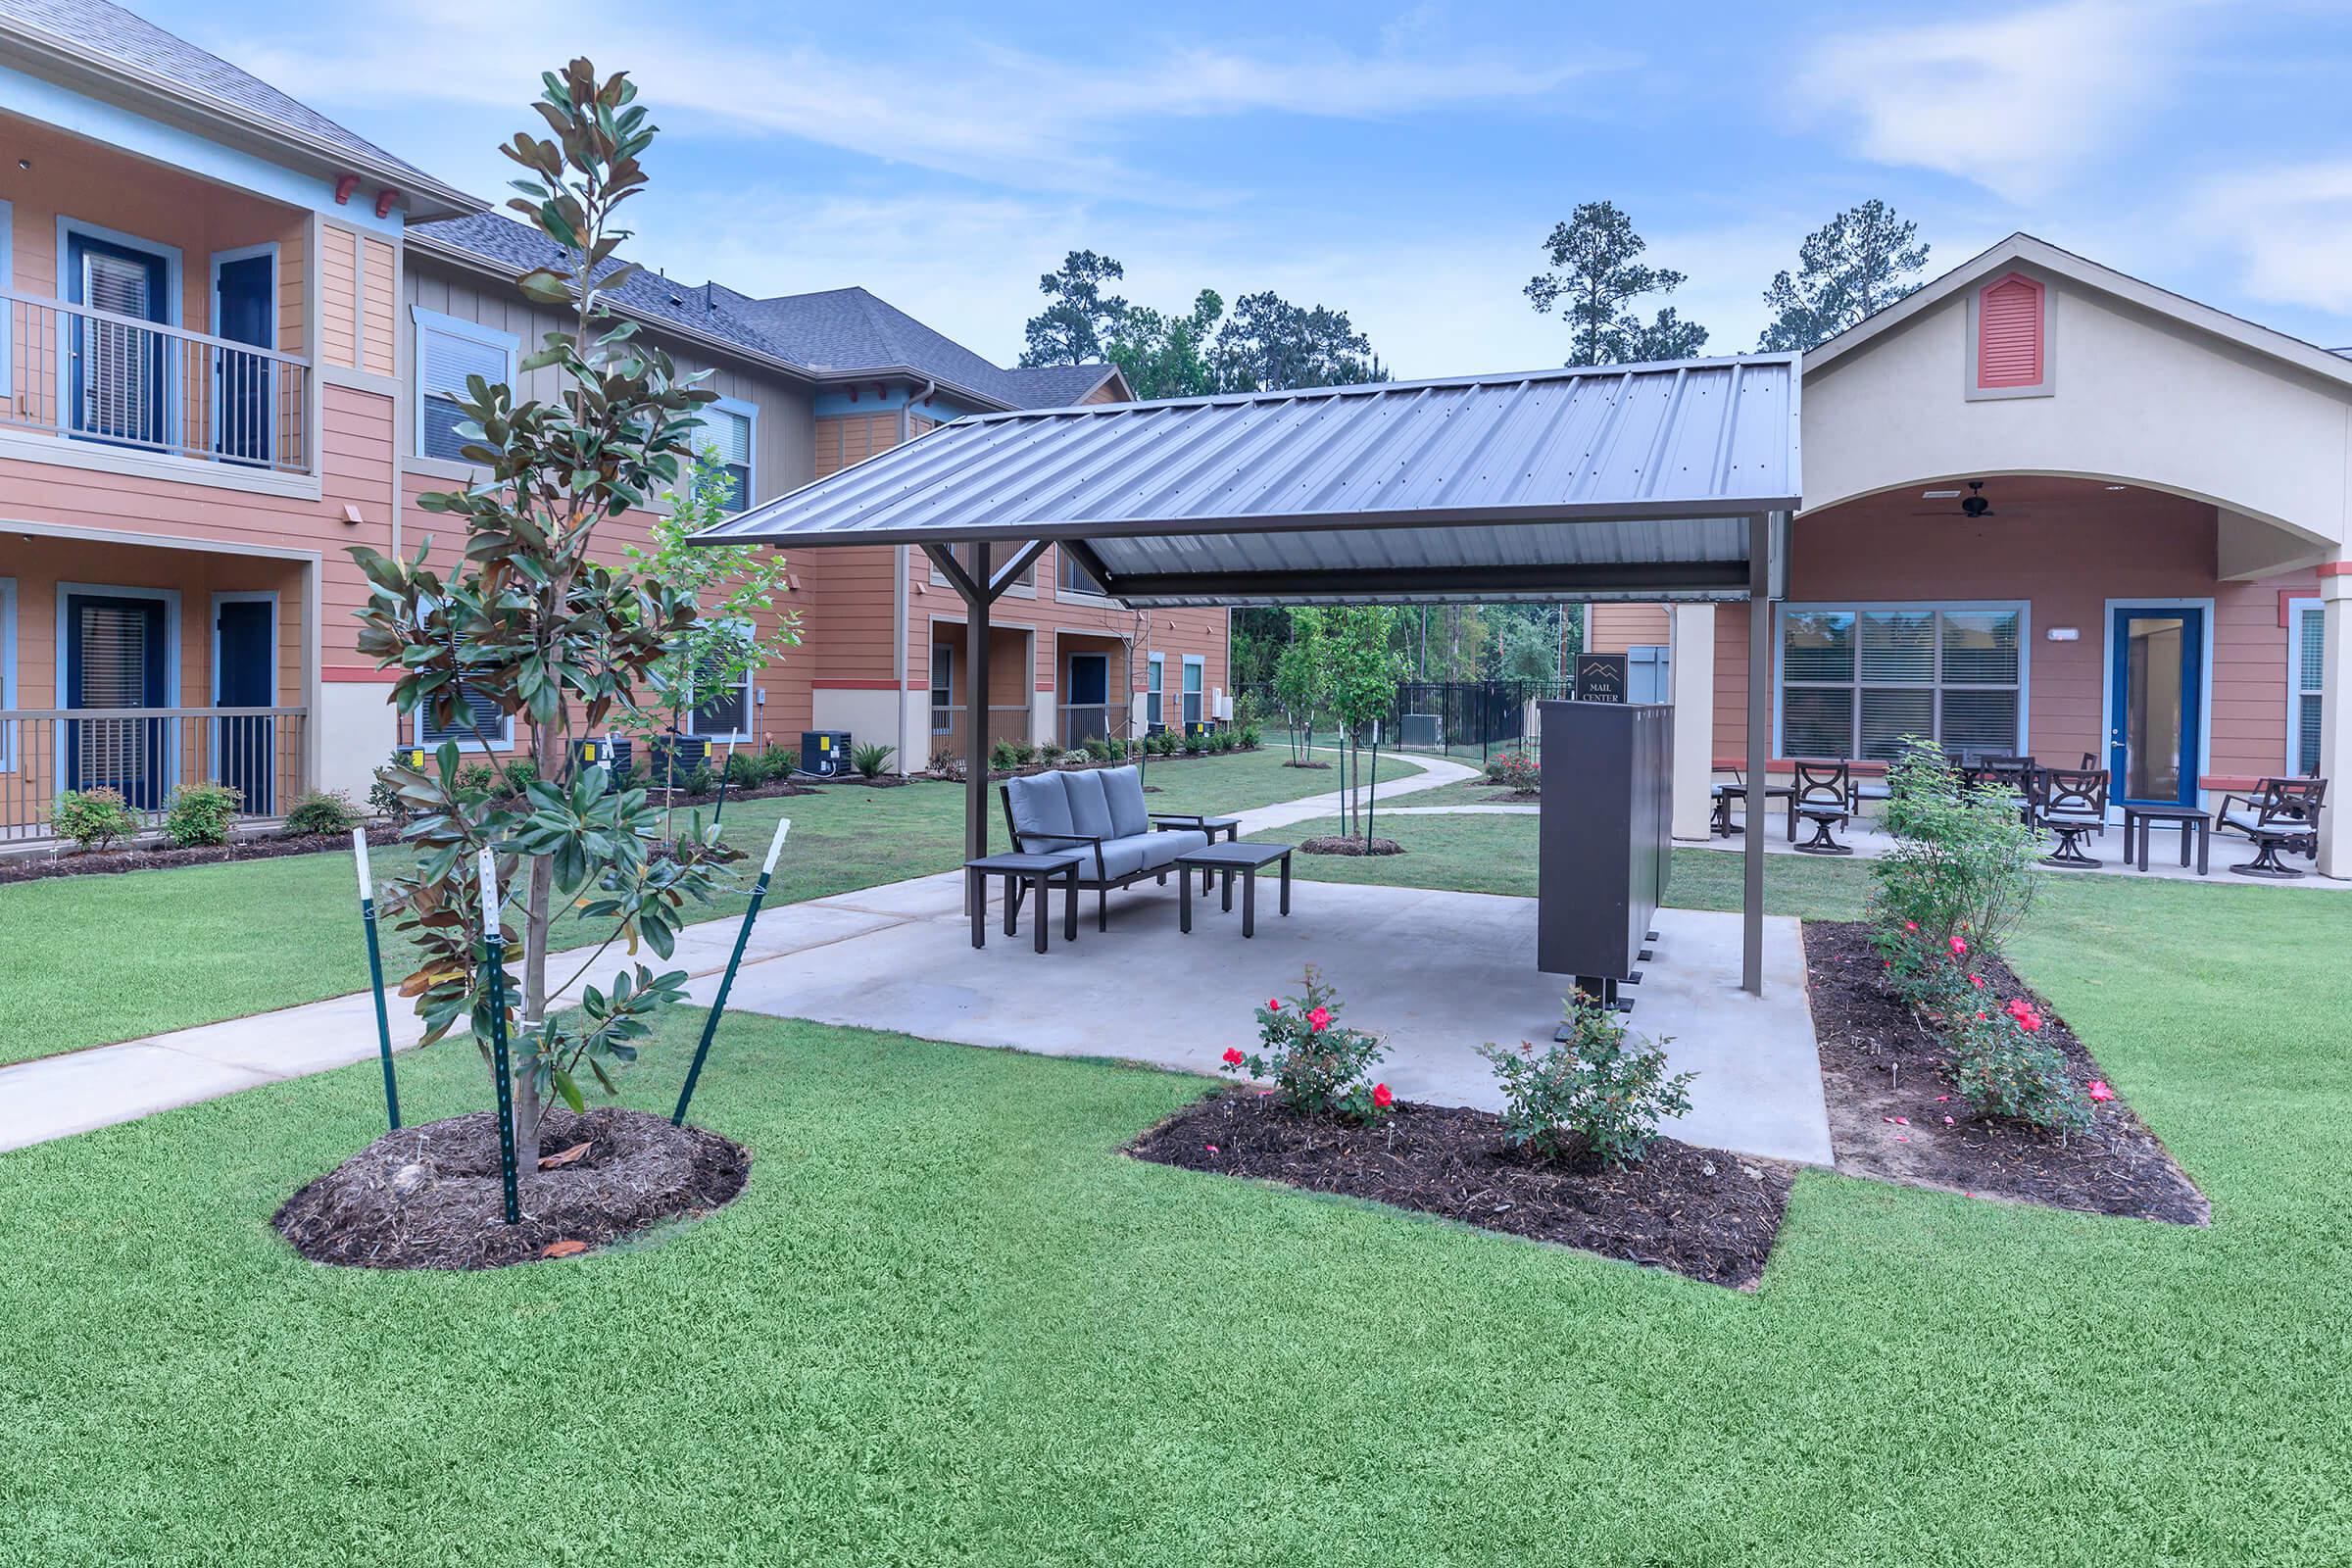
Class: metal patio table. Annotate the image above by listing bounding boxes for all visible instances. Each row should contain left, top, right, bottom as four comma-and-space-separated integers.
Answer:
2123, 803, 2211, 876
965, 852, 1081, 952
1176, 841, 1294, 938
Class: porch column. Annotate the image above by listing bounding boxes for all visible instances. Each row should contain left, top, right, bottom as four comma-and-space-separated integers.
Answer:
1667, 603, 1716, 842
965, 542, 992, 866
2319, 563, 2352, 879
1741, 515, 1778, 996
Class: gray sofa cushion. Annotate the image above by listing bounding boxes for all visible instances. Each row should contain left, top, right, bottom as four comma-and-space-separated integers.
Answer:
1064, 768, 1116, 839
1005, 772, 1077, 851
1134, 827, 1207, 870
1101, 765, 1151, 838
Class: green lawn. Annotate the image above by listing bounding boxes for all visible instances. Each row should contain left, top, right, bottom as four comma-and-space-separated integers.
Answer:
4, 851, 2350, 1562
0, 748, 1422, 1065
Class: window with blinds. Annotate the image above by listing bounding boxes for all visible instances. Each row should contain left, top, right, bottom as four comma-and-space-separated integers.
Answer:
930, 644, 954, 735
2292, 602, 2324, 777
418, 682, 511, 747
1781, 605, 2024, 760
415, 310, 515, 463
682, 621, 755, 740
694, 403, 754, 513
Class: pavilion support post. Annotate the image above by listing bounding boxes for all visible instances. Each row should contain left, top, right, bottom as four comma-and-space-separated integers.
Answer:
965, 541, 993, 869
1741, 514, 1777, 996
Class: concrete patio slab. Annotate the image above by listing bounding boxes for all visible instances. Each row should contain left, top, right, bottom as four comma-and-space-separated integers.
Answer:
734, 873, 1834, 1165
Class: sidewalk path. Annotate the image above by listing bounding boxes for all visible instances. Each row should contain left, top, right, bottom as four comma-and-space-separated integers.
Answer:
0, 751, 1472, 1153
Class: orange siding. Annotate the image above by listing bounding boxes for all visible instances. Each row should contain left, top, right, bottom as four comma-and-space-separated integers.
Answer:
320, 226, 359, 368
1586, 603, 1672, 655
361, 237, 397, 375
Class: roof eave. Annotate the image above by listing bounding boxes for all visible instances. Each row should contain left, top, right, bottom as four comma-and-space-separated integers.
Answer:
0, 21, 484, 219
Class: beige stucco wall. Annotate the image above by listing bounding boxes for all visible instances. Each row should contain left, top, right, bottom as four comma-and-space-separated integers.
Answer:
1802, 267, 2352, 554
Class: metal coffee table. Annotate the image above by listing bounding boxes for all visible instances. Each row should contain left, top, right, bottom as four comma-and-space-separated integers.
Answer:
2122, 803, 2211, 876
964, 852, 1081, 952
1175, 841, 1294, 938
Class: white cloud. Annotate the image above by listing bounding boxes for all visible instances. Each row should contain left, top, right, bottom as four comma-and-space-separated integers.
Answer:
2190, 161, 2352, 314
1796, 0, 2188, 202
223, 3, 1609, 200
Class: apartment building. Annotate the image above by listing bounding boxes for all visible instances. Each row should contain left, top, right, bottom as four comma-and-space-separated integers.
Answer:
0, 0, 1225, 839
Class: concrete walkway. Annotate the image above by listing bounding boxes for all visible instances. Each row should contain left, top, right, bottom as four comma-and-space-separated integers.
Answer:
0, 750, 1475, 1153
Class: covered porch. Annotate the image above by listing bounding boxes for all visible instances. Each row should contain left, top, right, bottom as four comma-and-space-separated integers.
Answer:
2, 527, 318, 842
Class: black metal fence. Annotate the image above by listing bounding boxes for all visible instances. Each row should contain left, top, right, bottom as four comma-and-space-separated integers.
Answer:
1239, 679, 1573, 765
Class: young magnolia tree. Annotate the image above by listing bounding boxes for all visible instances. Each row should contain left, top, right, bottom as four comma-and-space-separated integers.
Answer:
1271, 607, 1327, 762
354, 61, 740, 1159
1323, 605, 1403, 844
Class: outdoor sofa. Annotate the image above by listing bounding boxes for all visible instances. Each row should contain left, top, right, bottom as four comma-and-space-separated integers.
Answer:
1000, 765, 1211, 930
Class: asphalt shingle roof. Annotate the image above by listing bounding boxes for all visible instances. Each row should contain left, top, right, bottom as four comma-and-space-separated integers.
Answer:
414, 212, 1116, 412
0, 0, 444, 187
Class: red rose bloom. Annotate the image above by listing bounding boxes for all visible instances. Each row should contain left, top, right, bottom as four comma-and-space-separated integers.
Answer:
1372, 1083, 1393, 1108
1266, 999, 1281, 1011
1220, 1047, 1246, 1067
1307, 1006, 1331, 1032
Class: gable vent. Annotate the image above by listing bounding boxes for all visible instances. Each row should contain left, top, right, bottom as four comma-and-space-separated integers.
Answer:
1977, 273, 2044, 388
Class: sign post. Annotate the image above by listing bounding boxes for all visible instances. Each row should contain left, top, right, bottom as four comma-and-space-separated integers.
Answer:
353, 829, 401, 1131
673, 817, 790, 1128
478, 847, 520, 1225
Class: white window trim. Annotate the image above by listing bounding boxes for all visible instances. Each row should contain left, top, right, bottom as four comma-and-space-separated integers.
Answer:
700, 394, 759, 513
1181, 653, 1205, 726
2287, 596, 2322, 776
0, 576, 17, 771
1774, 600, 2032, 760
680, 616, 757, 744
1147, 651, 1165, 729
411, 305, 518, 460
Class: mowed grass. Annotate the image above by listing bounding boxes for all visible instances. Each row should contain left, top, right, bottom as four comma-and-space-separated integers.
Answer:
3, 852, 2350, 1564
0, 747, 1421, 1065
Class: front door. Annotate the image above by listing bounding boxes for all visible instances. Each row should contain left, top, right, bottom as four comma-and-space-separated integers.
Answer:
69, 234, 170, 450
2109, 607, 2204, 808
213, 252, 273, 465
214, 598, 274, 814
66, 592, 170, 809
1066, 652, 1110, 745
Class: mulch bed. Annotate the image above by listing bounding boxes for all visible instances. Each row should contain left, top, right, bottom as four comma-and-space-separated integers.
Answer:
921, 745, 1259, 784
0, 824, 405, 885
1300, 835, 1404, 857
1478, 788, 1541, 803
273, 1106, 752, 1270
1280, 759, 1334, 770
1130, 1094, 1793, 1289
1803, 920, 2207, 1224
650, 778, 822, 807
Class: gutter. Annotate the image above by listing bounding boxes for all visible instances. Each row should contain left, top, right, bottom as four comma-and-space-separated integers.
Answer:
0, 23, 483, 220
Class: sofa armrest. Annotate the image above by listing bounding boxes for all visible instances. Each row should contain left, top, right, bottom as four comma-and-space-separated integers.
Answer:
1017, 830, 1107, 879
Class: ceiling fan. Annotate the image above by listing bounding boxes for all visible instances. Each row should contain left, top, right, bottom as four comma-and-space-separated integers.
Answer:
1908, 479, 1996, 518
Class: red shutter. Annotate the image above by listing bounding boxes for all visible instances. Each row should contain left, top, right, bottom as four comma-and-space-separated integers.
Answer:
1977, 274, 2043, 388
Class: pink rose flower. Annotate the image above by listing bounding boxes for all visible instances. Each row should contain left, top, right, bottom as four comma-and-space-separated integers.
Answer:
1266, 999, 1282, 1012
2087, 1080, 2115, 1102
1307, 1006, 1331, 1033
1221, 1047, 1246, 1067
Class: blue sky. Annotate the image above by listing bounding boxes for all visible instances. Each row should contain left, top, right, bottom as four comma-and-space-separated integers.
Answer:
158, 0, 2352, 376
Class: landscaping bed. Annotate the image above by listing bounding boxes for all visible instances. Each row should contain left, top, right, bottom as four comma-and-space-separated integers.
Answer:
1300, 835, 1403, 856
0, 824, 405, 886
1804, 919, 2207, 1224
1129, 1092, 1793, 1288
273, 1105, 751, 1270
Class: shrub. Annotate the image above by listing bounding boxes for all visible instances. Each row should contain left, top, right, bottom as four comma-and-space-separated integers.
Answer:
499, 759, 540, 799
1081, 736, 1110, 762
284, 789, 361, 836
1217, 966, 1391, 1122
989, 737, 1022, 772
1869, 737, 2038, 964
1208, 727, 1234, 753
1182, 728, 1206, 756
367, 775, 407, 824
852, 741, 896, 778
1237, 722, 1261, 750
1035, 741, 1063, 765
1484, 750, 1541, 791
1948, 995, 2091, 1133
459, 762, 502, 797
930, 745, 959, 775
608, 756, 643, 791
757, 743, 796, 782
1149, 729, 1178, 756
164, 781, 244, 848
54, 787, 137, 851
1480, 998, 1693, 1169
723, 752, 761, 789
682, 762, 716, 796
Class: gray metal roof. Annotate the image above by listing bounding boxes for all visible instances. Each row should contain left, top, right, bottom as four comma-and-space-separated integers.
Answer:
697, 357, 1801, 606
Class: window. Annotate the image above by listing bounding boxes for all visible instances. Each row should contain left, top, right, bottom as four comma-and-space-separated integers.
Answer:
681, 620, 756, 741
0, 576, 16, 771
414, 307, 517, 463
1058, 548, 1107, 598
2290, 599, 2323, 777
929, 545, 1032, 593
930, 643, 954, 734
695, 397, 757, 513
1779, 604, 2024, 761
416, 682, 513, 749
1182, 655, 1204, 727
1147, 653, 1164, 732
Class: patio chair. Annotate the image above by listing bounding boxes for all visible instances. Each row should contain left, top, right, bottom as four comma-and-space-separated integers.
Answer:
999, 765, 1212, 931
1789, 760, 1854, 855
2033, 765, 2110, 867
1843, 760, 1891, 822
1967, 754, 2039, 826
2216, 776, 2328, 879
1711, 765, 1792, 838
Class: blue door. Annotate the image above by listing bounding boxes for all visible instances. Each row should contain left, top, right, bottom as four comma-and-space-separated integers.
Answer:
2109, 607, 2204, 808
66, 593, 170, 809
68, 234, 170, 450
213, 253, 273, 465
215, 599, 273, 814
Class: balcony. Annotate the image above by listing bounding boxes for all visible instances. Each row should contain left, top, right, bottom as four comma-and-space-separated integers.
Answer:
1, 706, 311, 844
0, 288, 313, 476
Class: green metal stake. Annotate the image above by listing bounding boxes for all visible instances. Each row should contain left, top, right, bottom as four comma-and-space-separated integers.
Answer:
353, 829, 401, 1131
673, 816, 790, 1128
713, 737, 737, 826
477, 847, 520, 1225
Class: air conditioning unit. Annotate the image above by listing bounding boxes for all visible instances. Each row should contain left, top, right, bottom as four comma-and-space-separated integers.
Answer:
801, 730, 853, 776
